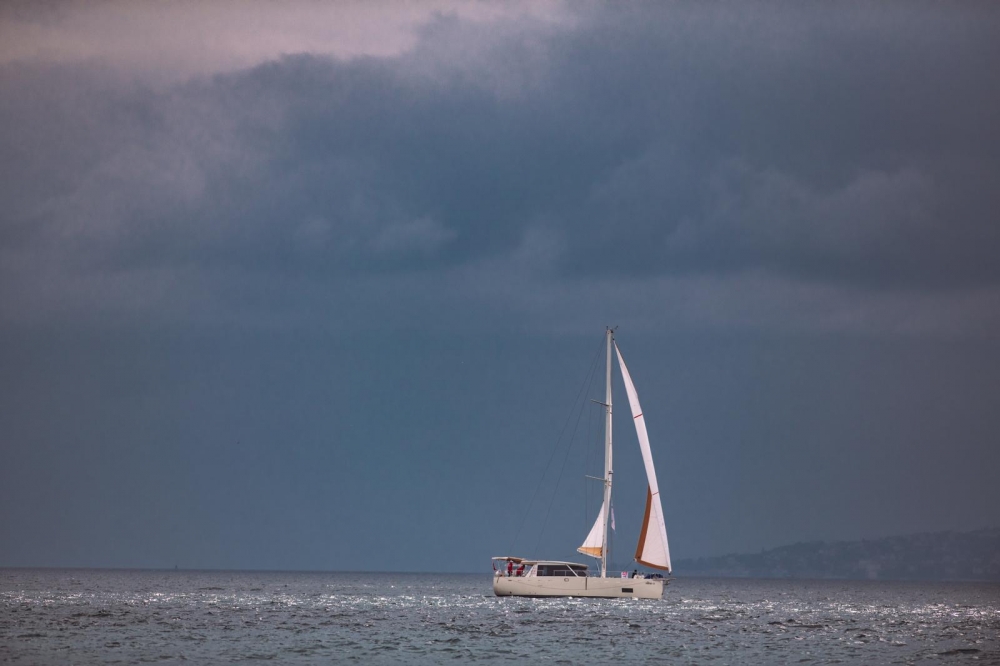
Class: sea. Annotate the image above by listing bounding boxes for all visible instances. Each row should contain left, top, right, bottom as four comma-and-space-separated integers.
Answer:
2, 569, 998, 664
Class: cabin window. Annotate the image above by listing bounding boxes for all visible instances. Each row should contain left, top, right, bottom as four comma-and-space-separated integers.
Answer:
536, 564, 588, 577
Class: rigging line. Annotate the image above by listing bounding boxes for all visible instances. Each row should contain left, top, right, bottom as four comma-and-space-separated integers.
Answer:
533, 339, 604, 557
586, 386, 602, 527
582, 392, 589, 531
533, 379, 593, 558
507, 334, 605, 556
512, 336, 603, 556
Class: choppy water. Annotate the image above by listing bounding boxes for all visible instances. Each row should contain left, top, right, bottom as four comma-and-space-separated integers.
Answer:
1, 569, 998, 664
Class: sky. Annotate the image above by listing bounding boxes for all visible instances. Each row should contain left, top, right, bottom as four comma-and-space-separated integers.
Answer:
1, 0, 999, 573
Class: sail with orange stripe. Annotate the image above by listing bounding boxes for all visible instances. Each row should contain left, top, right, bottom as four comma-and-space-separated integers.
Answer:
615, 343, 671, 572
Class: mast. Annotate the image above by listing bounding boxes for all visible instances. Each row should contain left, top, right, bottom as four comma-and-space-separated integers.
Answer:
601, 327, 614, 578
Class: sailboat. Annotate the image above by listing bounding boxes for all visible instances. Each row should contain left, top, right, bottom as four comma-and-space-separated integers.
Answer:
493, 329, 672, 599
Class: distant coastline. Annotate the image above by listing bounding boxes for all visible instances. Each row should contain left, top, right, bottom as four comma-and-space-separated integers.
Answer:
672, 529, 1000, 582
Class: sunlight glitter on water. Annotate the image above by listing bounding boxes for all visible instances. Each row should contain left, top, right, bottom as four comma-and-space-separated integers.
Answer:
2, 570, 998, 664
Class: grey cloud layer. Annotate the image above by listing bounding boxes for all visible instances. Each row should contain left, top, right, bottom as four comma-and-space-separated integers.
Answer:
3, 4, 1000, 572
2, 3, 998, 331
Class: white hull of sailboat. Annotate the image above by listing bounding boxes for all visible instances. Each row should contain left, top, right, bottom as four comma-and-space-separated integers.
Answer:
493, 574, 665, 599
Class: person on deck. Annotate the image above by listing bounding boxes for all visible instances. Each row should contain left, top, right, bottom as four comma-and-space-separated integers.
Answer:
516, 564, 525, 577
507, 560, 514, 577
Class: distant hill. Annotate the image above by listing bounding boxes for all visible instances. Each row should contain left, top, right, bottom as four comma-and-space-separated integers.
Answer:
674, 529, 1000, 581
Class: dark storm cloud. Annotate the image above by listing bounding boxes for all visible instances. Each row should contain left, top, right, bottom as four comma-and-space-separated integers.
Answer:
2, 3, 999, 331
3, 3, 1000, 572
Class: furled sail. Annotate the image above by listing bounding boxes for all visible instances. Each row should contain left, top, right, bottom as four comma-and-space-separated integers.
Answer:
577, 501, 606, 559
615, 343, 672, 572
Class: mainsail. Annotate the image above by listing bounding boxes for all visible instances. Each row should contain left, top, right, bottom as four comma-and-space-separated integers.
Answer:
615, 343, 672, 572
